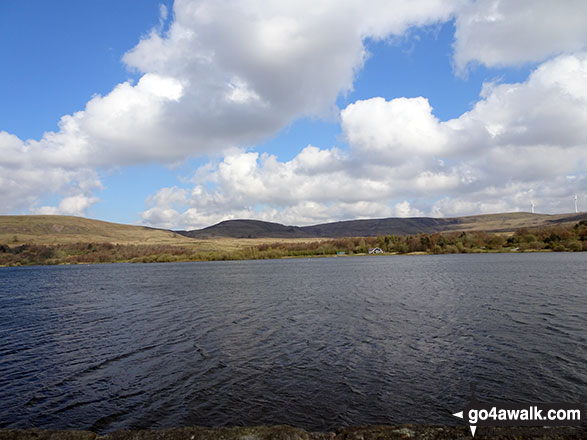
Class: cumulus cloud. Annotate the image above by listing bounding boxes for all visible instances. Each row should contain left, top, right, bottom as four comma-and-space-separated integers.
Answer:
450, 54, 587, 150
0, 132, 102, 214
36, 195, 100, 217
32, 0, 462, 168
119, 0, 459, 158
453, 0, 587, 72
3, 0, 587, 222
341, 97, 449, 163
0, 0, 461, 214
142, 53, 587, 229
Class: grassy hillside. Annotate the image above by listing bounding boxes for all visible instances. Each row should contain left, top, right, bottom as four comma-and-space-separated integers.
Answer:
1, 214, 585, 266
0, 215, 325, 265
0, 215, 191, 245
437, 212, 587, 232
3, 213, 587, 244
179, 219, 311, 239
182, 212, 587, 238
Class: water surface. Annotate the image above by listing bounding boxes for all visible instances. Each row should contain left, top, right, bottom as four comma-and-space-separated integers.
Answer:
0, 253, 585, 432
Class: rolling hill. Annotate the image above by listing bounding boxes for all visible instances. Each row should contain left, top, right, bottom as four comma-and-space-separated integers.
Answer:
180, 212, 587, 239
0, 215, 190, 245
2, 212, 587, 245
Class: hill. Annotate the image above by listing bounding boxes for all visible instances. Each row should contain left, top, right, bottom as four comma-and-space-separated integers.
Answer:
177, 219, 311, 239
0, 215, 191, 245
180, 212, 587, 239
0, 215, 323, 266
3, 212, 587, 245
1, 213, 586, 266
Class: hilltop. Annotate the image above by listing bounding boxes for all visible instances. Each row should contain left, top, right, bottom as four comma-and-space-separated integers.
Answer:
0, 215, 186, 244
1, 213, 586, 266
0, 215, 190, 245
2, 212, 587, 245
0, 215, 318, 264
179, 212, 587, 239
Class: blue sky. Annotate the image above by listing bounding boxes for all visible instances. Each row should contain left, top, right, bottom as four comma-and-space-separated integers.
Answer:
1, 1, 586, 228
0, 1, 168, 139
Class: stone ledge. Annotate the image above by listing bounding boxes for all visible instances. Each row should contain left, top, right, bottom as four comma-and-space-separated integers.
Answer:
0, 425, 585, 440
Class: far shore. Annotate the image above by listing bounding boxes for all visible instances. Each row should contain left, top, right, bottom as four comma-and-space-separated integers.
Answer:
0, 244, 580, 268
2, 218, 586, 267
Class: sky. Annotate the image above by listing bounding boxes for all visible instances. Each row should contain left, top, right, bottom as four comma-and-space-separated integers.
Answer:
1, 0, 587, 229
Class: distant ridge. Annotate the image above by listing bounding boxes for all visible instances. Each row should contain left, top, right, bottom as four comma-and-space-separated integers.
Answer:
2, 212, 587, 244
179, 212, 587, 239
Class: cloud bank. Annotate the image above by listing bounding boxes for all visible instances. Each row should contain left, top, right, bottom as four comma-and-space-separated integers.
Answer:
143, 53, 587, 228
1, 0, 586, 226
453, 0, 587, 73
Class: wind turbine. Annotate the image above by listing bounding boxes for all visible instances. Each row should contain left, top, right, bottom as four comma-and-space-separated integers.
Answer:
574, 194, 578, 213
530, 201, 535, 214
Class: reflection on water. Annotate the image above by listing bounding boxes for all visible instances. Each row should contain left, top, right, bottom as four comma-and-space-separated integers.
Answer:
0, 253, 586, 433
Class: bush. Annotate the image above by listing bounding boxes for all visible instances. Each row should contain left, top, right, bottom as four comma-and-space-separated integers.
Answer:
1, 221, 585, 267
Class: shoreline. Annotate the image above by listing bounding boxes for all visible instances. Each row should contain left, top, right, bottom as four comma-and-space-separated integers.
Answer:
0, 247, 581, 269
3, 219, 585, 267
1, 425, 585, 440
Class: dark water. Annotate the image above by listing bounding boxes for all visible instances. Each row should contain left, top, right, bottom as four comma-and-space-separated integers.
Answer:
0, 253, 586, 433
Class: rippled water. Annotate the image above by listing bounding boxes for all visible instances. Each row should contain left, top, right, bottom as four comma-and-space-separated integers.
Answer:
0, 253, 586, 433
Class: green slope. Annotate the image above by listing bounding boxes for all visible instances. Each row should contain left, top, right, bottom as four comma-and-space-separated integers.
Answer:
3, 212, 587, 244
182, 212, 587, 238
0, 215, 191, 245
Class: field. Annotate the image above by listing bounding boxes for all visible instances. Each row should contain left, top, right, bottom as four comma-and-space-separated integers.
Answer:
0, 215, 322, 248
0, 215, 328, 265
1, 214, 585, 266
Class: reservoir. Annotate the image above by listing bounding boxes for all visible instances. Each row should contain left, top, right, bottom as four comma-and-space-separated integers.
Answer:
0, 253, 585, 433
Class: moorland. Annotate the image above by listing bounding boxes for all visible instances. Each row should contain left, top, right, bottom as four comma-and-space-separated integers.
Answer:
1, 212, 586, 266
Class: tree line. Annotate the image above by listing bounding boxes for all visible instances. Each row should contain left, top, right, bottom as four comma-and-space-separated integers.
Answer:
1, 221, 586, 266
256, 220, 587, 256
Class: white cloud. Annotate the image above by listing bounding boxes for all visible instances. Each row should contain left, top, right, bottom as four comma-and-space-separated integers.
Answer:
142, 53, 587, 229
0, 0, 462, 214
393, 201, 424, 218
341, 97, 450, 165
453, 0, 587, 72
3, 1, 587, 222
450, 54, 587, 150
0, 132, 102, 214
119, 0, 460, 157
36, 195, 99, 217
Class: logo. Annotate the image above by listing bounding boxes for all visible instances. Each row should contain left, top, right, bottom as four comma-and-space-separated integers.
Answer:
452, 385, 585, 437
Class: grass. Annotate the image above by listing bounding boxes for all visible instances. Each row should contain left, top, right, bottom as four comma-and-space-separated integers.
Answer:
441, 212, 580, 231
0, 215, 191, 245
0, 215, 329, 266
1, 214, 585, 267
